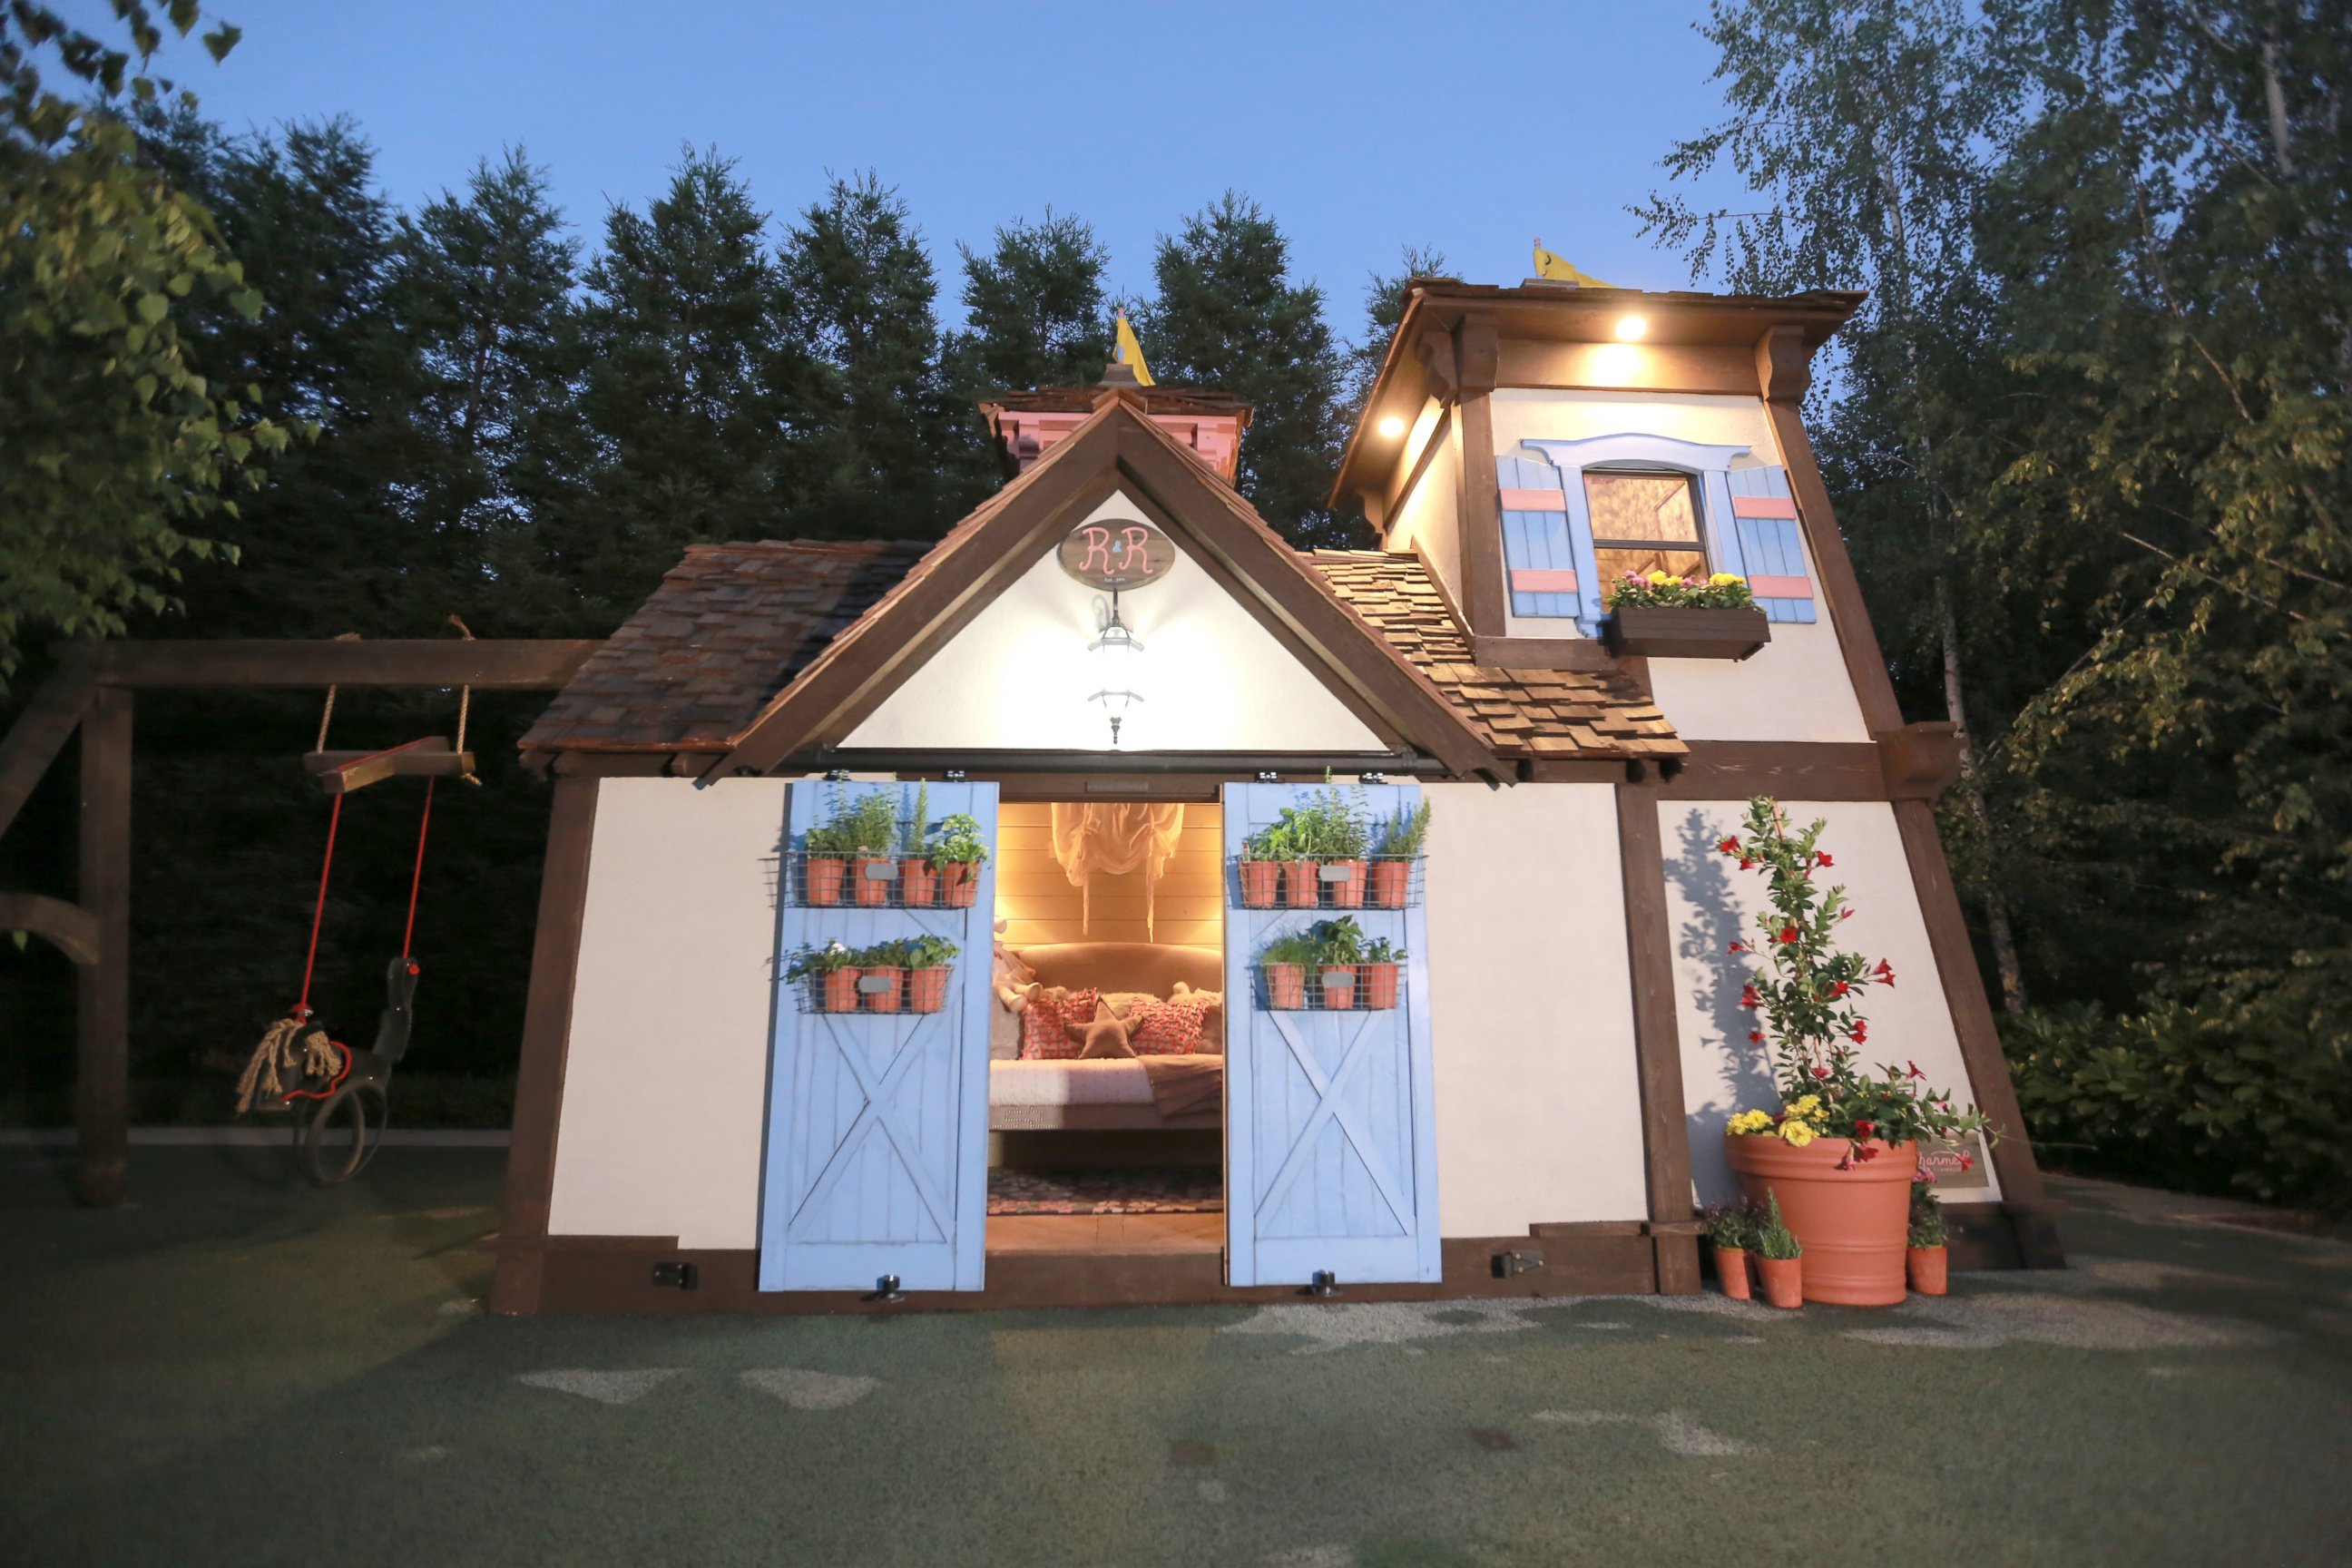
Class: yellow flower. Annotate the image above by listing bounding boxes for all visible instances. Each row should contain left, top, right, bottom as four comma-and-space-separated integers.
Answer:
1779, 1121, 1816, 1147
1646, 569, 1673, 585
1727, 1110, 1767, 1135
1710, 573, 1744, 587
1792, 1094, 1821, 1113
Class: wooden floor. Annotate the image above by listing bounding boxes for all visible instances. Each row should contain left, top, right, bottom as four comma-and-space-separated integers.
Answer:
985, 1211, 1223, 1254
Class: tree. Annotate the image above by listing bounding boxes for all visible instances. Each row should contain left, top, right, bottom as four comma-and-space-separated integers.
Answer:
1343, 244, 1450, 422
948, 207, 1112, 395
1134, 192, 1357, 548
0, 2, 292, 680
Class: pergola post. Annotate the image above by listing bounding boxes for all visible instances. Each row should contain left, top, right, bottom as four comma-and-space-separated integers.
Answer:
75, 688, 132, 1207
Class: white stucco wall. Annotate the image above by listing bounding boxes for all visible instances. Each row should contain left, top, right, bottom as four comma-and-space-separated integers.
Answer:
844, 492, 1384, 754
1388, 407, 1464, 612
547, 778, 784, 1248
1422, 781, 1651, 1233
1658, 798, 2003, 1208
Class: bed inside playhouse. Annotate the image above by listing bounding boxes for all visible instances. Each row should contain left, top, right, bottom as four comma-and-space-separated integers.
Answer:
985, 800, 1227, 1257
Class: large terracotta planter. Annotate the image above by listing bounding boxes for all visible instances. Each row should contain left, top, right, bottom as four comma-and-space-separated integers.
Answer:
1725, 1133, 1919, 1306
805, 857, 848, 906
906, 966, 951, 1014
938, 862, 981, 907
1239, 861, 1280, 908
1367, 859, 1411, 908
1755, 1256, 1803, 1309
860, 966, 906, 1014
1361, 962, 1401, 1010
900, 858, 937, 907
1712, 1243, 1751, 1300
1321, 859, 1368, 907
1263, 963, 1307, 1010
1907, 1245, 1948, 1297
851, 855, 897, 906
1283, 861, 1322, 907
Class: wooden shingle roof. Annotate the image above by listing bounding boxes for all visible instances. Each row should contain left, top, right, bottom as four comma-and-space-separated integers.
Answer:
1307, 551, 1686, 760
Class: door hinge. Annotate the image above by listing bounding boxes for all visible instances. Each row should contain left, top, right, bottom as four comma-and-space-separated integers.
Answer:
651, 1260, 698, 1290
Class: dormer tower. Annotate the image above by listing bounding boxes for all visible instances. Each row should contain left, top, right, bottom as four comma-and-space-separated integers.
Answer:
979, 364, 1253, 484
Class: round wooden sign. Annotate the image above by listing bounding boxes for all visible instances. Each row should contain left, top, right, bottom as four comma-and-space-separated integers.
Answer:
1057, 518, 1176, 591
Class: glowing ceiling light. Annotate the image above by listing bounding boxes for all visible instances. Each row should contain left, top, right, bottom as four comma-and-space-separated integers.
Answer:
1376, 414, 1408, 439
1614, 315, 1649, 341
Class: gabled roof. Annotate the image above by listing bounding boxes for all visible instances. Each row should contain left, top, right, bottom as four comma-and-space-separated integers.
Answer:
1308, 553, 1685, 760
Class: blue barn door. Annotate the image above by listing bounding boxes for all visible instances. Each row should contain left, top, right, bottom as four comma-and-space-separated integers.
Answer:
1222, 781, 1441, 1286
760, 780, 996, 1292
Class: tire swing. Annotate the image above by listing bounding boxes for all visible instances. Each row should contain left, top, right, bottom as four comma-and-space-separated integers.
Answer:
234, 629, 478, 1185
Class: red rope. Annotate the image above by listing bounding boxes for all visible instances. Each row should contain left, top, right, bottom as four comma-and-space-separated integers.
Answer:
401, 776, 436, 960
297, 793, 343, 1014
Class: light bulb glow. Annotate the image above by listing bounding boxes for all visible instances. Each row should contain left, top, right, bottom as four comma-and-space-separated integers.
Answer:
1614, 315, 1648, 341
1375, 414, 1407, 439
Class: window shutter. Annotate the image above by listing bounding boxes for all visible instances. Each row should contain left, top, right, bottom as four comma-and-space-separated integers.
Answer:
1727, 466, 1817, 624
1494, 456, 1602, 630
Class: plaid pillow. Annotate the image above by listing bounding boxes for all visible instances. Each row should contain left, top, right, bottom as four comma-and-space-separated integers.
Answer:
1126, 994, 1210, 1055
1018, 986, 1101, 1060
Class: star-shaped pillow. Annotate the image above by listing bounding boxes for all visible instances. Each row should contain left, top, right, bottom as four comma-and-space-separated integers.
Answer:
1067, 1002, 1136, 1059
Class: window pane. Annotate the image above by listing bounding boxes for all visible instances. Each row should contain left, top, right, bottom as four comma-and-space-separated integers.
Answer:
1596, 546, 1707, 583
1584, 472, 1700, 544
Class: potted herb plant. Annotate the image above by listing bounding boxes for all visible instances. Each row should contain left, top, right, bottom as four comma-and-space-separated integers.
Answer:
1275, 807, 1323, 908
1906, 1178, 1949, 1296
1369, 799, 1430, 908
857, 939, 906, 1014
1309, 916, 1364, 1009
1702, 1202, 1754, 1301
1752, 1191, 1803, 1308
826, 790, 900, 908
903, 934, 959, 1014
785, 941, 859, 1014
1719, 795, 1996, 1306
1600, 570, 1770, 661
1259, 930, 1317, 1010
801, 811, 852, 907
1360, 936, 1405, 1010
899, 782, 936, 906
929, 812, 989, 907
1238, 822, 1291, 909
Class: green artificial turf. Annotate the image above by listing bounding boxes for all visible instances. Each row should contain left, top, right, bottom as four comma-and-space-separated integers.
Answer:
3, 1148, 2347, 1567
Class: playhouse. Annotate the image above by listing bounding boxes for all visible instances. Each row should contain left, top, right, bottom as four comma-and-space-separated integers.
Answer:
490, 279, 2060, 1315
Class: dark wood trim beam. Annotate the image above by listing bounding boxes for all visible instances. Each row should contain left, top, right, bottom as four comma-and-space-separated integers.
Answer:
1890, 798, 2063, 1267
85, 639, 600, 690
0, 648, 98, 841
76, 689, 132, 1208
1495, 339, 1759, 397
1469, 635, 1615, 672
1453, 313, 1506, 640
1878, 720, 1962, 799
1616, 781, 1700, 1291
0, 892, 100, 968
491, 776, 603, 1316
1664, 740, 1886, 801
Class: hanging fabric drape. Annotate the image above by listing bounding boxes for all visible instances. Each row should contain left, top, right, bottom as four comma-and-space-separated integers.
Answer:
1049, 802, 1186, 936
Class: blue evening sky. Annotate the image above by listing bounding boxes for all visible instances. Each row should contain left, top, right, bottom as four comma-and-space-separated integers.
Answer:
101, 1, 1752, 339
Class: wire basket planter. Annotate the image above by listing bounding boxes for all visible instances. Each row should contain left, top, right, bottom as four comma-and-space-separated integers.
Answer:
1253, 962, 1406, 1013
799, 965, 957, 1015
789, 851, 984, 910
1230, 855, 1424, 911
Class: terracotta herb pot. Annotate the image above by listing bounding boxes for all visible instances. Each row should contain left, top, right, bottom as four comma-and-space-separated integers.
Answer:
1239, 861, 1280, 908
805, 857, 848, 906
906, 966, 951, 1014
851, 855, 897, 906
860, 966, 906, 1014
1712, 1243, 1751, 1300
1322, 859, 1368, 908
820, 970, 859, 1014
1318, 965, 1358, 1010
1906, 1244, 1948, 1297
1755, 1256, 1803, 1309
1263, 963, 1307, 1010
939, 862, 980, 907
900, 858, 937, 906
1724, 1134, 1920, 1307
1368, 859, 1411, 908
1283, 861, 1322, 907
1362, 962, 1400, 1010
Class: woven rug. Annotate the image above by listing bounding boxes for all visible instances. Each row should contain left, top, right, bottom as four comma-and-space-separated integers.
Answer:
986, 1166, 1223, 1215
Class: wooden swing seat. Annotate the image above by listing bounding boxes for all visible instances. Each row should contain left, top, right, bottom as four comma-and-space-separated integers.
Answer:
303, 737, 475, 794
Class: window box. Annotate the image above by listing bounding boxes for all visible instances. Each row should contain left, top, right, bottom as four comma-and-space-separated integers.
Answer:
1602, 604, 1772, 661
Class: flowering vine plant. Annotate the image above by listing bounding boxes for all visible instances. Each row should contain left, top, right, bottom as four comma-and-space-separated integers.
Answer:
1718, 797, 1995, 1171
1604, 569, 1756, 612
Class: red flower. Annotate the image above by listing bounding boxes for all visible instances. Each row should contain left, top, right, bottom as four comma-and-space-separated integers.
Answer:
1847, 1020, 1868, 1044
1829, 980, 1851, 999
1748, 1030, 1766, 1044
1811, 1065, 1829, 1079
1835, 1152, 1855, 1171
1957, 1154, 1975, 1172
1839, 907, 1855, 921
1739, 857, 1755, 870
1817, 851, 1834, 867
1853, 1119, 1876, 1139
1777, 926, 1799, 946
1740, 985, 1762, 1010
1728, 940, 1747, 955
1717, 837, 1741, 855
1856, 1143, 1879, 1161
1874, 959, 1896, 986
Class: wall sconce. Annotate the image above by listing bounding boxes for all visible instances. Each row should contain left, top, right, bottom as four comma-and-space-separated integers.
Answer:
1088, 593, 1145, 747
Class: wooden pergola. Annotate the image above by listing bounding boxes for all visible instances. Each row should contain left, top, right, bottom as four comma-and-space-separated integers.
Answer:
0, 639, 600, 1205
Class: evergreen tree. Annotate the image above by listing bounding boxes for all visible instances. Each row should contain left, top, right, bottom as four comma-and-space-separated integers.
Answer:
1344, 245, 1451, 422
947, 208, 1112, 394
1134, 192, 1358, 548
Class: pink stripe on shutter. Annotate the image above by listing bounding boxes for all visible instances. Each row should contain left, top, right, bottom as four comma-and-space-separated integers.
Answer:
1498, 487, 1568, 512
1746, 574, 1813, 599
1730, 494, 1798, 519
1510, 568, 1581, 593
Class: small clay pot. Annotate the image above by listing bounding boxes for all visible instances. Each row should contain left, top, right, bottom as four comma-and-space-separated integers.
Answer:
820, 970, 859, 1014
1362, 962, 1401, 1010
1283, 861, 1322, 907
805, 858, 848, 906
900, 858, 937, 906
861, 966, 906, 1014
1368, 859, 1411, 908
1239, 861, 1280, 908
939, 862, 981, 907
1263, 963, 1307, 1010
1906, 1244, 1948, 1297
906, 966, 951, 1014
851, 855, 897, 907
1322, 859, 1368, 907
1713, 1243, 1751, 1301
1756, 1256, 1803, 1309
1318, 965, 1358, 1010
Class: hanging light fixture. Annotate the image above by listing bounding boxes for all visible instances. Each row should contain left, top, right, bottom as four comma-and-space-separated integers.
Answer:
1087, 592, 1145, 747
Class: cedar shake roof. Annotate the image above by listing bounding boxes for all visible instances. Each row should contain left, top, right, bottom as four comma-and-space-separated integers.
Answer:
518, 540, 932, 754
1308, 551, 1687, 760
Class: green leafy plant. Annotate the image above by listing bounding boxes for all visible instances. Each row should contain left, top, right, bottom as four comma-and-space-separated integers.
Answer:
1362, 936, 1406, 965
1242, 821, 1298, 862
1259, 931, 1318, 966
807, 786, 897, 856
1375, 799, 1433, 858
783, 941, 856, 982
900, 934, 959, 969
1907, 1181, 1947, 1249
927, 812, 989, 868
902, 782, 929, 855
1603, 570, 1757, 612
1283, 779, 1371, 859
1755, 1192, 1802, 1260
1308, 916, 1365, 965
1701, 1202, 1753, 1250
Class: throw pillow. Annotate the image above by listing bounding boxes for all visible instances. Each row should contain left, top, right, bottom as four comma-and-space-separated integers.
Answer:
1126, 994, 1211, 1055
988, 985, 1024, 1061
1068, 1003, 1136, 1059
1172, 983, 1225, 1053
1098, 991, 1155, 1020
1018, 985, 1101, 1060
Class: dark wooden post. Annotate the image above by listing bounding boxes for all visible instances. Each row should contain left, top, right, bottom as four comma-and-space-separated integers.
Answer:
76, 689, 132, 1207
1617, 780, 1700, 1292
